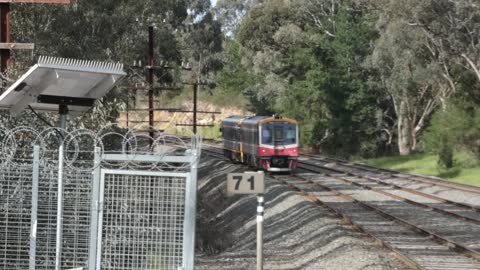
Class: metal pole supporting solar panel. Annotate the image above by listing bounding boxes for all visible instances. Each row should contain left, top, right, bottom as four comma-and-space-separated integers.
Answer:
55, 105, 68, 270
29, 145, 40, 270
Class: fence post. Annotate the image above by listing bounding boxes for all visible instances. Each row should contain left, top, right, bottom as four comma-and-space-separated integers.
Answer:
88, 147, 102, 270
183, 136, 200, 270
95, 167, 107, 270
29, 145, 40, 270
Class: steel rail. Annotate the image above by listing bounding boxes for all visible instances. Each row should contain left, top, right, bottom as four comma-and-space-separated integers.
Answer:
300, 159, 480, 212
331, 174, 480, 225
276, 173, 480, 265
296, 169, 480, 261
299, 160, 480, 224
270, 174, 424, 270
201, 147, 227, 160
307, 155, 480, 195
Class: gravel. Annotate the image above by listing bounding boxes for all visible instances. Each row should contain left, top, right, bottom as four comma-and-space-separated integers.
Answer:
195, 157, 406, 270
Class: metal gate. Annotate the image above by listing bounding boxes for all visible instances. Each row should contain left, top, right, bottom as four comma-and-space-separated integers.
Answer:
90, 147, 199, 270
0, 127, 200, 270
97, 170, 188, 269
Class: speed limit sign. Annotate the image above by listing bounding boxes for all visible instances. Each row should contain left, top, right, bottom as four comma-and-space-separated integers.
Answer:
227, 171, 265, 195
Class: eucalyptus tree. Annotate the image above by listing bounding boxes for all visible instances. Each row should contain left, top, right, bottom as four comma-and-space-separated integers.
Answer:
227, 0, 388, 157
213, 0, 264, 34
411, 1, 480, 83
370, 0, 458, 155
179, 11, 223, 86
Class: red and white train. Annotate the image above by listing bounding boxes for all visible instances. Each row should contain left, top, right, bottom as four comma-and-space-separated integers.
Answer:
221, 115, 299, 172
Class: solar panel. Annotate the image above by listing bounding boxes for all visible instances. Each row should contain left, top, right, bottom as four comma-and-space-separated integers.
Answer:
0, 56, 126, 116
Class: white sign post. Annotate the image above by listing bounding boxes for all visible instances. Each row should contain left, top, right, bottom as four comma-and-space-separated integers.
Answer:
227, 171, 265, 270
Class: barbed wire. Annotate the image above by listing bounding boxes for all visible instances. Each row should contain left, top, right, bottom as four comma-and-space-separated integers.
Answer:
0, 125, 202, 172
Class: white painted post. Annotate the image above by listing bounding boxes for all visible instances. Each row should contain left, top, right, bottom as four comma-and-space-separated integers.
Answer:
257, 195, 264, 270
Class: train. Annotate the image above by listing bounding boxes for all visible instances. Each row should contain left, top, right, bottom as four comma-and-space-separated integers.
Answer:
221, 115, 299, 172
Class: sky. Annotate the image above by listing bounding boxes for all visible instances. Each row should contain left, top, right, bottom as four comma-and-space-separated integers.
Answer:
211, 0, 218, 7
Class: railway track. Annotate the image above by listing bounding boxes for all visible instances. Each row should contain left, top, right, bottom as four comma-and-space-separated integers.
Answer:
200, 143, 480, 269
304, 154, 480, 196
273, 173, 480, 270
297, 161, 480, 221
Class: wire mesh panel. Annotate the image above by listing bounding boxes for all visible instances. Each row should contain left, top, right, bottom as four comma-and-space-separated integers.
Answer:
98, 171, 187, 270
0, 165, 34, 270
34, 166, 94, 270
34, 167, 58, 269
62, 170, 94, 268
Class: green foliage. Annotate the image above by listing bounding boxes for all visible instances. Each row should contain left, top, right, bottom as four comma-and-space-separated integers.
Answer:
214, 41, 253, 109
165, 123, 222, 140
224, 0, 387, 157
424, 101, 480, 168
213, 0, 263, 33
236, 0, 294, 52
199, 123, 223, 140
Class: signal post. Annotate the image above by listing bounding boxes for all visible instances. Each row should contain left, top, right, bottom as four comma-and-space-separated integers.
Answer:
227, 171, 265, 270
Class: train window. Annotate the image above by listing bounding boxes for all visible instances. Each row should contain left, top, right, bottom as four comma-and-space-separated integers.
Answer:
285, 125, 296, 144
274, 126, 284, 142
261, 122, 297, 145
261, 124, 272, 144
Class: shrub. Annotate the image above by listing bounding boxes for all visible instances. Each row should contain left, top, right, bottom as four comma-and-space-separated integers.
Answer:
424, 101, 479, 168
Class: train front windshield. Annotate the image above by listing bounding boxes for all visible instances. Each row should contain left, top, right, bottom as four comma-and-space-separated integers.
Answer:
261, 122, 297, 145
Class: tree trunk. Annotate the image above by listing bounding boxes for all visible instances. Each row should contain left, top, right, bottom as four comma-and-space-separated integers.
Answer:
461, 54, 480, 83
397, 100, 413, 155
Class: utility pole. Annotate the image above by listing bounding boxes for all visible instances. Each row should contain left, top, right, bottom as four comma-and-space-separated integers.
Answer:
147, 26, 155, 140
193, 82, 197, 134
129, 26, 220, 136
0, 0, 71, 73
0, 2, 10, 72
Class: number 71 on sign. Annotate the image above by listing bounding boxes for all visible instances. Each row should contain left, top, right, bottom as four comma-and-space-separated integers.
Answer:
227, 171, 265, 195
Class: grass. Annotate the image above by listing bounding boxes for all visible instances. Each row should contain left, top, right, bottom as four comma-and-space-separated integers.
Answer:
358, 151, 480, 187
165, 123, 222, 140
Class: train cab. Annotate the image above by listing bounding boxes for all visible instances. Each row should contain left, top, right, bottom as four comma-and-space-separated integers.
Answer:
257, 118, 299, 171
221, 115, 299, 172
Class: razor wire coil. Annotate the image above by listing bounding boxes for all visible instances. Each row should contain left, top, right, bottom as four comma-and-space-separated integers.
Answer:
0, 125, 201, 171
